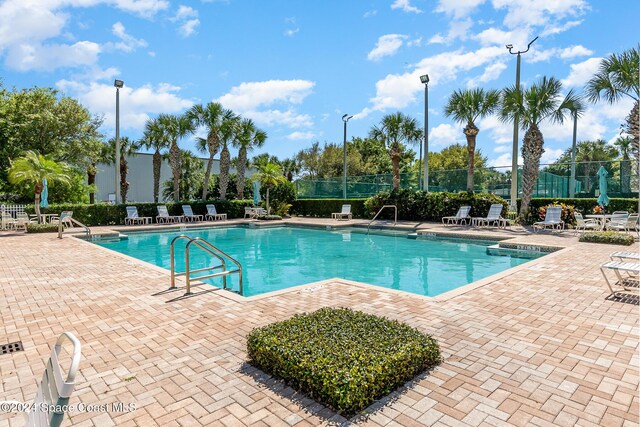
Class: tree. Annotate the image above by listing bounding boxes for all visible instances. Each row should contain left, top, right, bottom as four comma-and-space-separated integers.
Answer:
217, 112, 240, 200
426, 143, 491, 191
444, 88, 500, 191
368, 112, 423, 190
188, 103, 236, 200
7, 151, 71, 222
500, 76, 580, 217
161, 150, 204, 201
614, 136, 633, 193
586, 45, 639, 156
252, 162, 286, 214
140, 117, 169, 203
157, 113, 194, 202
84, 139, 110, 204
280, 157, 301, 181
296, 142, 322, 179
233, 118, 266, 199
106, 136, 139, 204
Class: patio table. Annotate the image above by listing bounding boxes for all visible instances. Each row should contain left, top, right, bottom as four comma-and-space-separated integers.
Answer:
30, 213, 59, 223
585, 214, 615, 231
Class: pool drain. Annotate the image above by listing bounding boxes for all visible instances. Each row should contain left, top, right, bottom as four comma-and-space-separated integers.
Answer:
0, 341, 24, 355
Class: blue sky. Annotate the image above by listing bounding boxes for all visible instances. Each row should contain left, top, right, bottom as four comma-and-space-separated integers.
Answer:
1, 0, 637, 169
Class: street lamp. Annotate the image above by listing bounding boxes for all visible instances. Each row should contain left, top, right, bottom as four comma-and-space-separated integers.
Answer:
506, 36, 537, 211
114, 79, 124, 205
419, 74, 429, 192
342, 114, 353, 199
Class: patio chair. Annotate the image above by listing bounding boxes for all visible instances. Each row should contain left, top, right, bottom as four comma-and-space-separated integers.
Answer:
472, 204, 508, 228
442, 206, 471, 226
15, 212, 35, 230
182, 205, 203, 222
156, 205, 183, 223
1, 212, 17, 230
606, 213, 637, 233
574, 212, 600, 235
600, 260, 639, 296
5, 332, 81, 427
532, 206, 564, 232
50, 211, 74, 228
332, 204, 352, 221
610, 251, 640, 262
205, 204, 227, 221
125, 206, 152, 225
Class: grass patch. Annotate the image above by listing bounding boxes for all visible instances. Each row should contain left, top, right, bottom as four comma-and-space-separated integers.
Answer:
26, 223, 59, 233
247, 307, 440, 416
579, 231, 636, 246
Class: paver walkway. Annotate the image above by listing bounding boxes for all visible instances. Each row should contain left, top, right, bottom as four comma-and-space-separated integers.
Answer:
0, 221, 638, 426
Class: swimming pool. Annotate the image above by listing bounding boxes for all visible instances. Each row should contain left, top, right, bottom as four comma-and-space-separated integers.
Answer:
95, 226, 544, 297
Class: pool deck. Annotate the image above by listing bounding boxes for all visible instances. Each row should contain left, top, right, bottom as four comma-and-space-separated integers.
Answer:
0, 218, 638, 426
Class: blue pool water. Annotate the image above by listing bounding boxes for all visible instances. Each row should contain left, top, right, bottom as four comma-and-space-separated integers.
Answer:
95, 226, 543, 297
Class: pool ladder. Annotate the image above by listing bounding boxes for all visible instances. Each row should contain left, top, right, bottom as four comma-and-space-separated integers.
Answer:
169, 235, 243, 296
367, 205, 397, 234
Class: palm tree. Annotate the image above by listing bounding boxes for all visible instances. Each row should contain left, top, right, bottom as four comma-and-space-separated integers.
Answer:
586, 46, 639, 154
614, 136, 633, 194
252, 162, 286, 214
140, 117, 169, 203
108, 136, 139, 204
369, 112, 423, 190
217, 113, 240, 200
444, 88, 501, 192
501, 76, 580, 217
280, 157, 301, 181
157, 113, 194, 202
188, 103, 237, 200
233, 118, 267, 199
7, 151, 71, 222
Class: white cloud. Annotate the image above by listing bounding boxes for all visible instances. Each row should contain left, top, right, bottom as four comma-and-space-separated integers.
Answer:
56, 79, 194, 132
106, 22, 147, 52
110, 0, 169, 18
216, 80, 315, 128
284, 28, 299, 37
429, 124, 462, 147
492, 0, 589, 30
467, 61, 507, 87
530, 44, 593, 63
172, 5, 200, 37
561, 57, 601, 87
363, 9, 377, 18
5, 41, 101, 71
428, 18, 473, 45
488, 153, 512, 167
179, 19, 200, 37
541, 19, 583, 36
434, 0, 486, 19
474, 27, 523, 47
287, 131, 316, 140
407, 37, 423, 47
175, 4, 198, 19
540, 147, 565, 164
367, 34, 407, 61
391, 0, 422, 14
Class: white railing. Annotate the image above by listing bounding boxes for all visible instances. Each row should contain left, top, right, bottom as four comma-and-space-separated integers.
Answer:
0, 204, 26, 218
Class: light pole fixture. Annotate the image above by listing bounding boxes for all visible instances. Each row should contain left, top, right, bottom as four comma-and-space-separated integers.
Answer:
342, 114, 353, 199
114, 79, 124, 205
569, 109, 578, 198
419, 74, 430, 192
506, 36, 537, 211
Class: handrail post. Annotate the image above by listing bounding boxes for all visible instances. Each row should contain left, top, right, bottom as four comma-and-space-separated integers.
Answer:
185, 244, 192, 295
170, 242, 176, 289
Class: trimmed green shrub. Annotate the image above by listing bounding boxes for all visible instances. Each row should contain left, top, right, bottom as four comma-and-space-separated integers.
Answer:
23, 200, 255, 226
579, 232, 636, 246
26, 223, 59, 233
291, 199, 368, 218
247, 307, 441, 416
521, 198, 638, 224
365, 190, 508, 221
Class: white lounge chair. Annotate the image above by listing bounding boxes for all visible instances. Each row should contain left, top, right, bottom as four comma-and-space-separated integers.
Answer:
332, 204, 352, 220
5, 332, 81, 427
600, 260, 639, 296
205, 204, 227, 221
574, 212, 600, 234
1, 212, 17, 230
50, 211, 74, 228
14, 212, 35, 230
156, 205, 183, 223
182, 205, 203, 222
125, 206, 152, 225
244, 206, 267, 219
610, 251, 640, 262
606, 213, 638, 233
442, 206, 471, 226
472, 204, 508, 228
533, 206, 564, 232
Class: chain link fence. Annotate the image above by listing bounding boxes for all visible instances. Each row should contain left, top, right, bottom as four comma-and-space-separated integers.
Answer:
295, 160, 639, 200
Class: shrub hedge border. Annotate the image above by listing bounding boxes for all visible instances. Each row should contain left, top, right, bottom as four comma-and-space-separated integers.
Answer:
579, 231, 636, 246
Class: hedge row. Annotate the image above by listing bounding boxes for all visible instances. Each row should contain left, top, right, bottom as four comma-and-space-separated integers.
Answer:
247, 308, 441, 416
291, 199, 368, 218
579, 231, 636, 246
24, 200, 254, 226
520, 198, 639, 224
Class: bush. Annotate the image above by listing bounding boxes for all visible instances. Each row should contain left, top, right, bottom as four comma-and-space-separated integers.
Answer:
26, 223, 59, 233
538, 202, 576, 227
23, 200, 255, 226
521, 198, 638, 224
579, 232, 636, 246
247, 307, 441, 416
365, 190, 508, 221
291, 199, 368, 218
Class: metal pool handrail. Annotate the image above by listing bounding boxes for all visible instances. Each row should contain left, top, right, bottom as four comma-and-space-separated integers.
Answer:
367, 205, 397, 233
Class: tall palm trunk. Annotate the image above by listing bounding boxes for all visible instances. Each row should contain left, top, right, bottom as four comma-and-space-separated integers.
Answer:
152, 150, 161, 203
390, 147, 401, 190
520, 124, 545, 218
236, 147, 247, 199
219, 144, 230, 200
120, 156, 129, 204
87, 164, 96, 204
34, 182, 43, 223
202, 151, 215, 200
169, 142, 182, 201
464, 122, 479, 192
265, 186, 270, 214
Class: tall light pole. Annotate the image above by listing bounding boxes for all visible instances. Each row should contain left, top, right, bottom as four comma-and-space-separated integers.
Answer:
506, 36, 537, 211
420, 74, 430, 192
569, 109, 578, 197
342, 114, 353, 199
114, 79, 124, 205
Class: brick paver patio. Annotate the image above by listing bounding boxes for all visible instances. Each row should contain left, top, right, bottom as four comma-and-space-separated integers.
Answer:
0, 220, 638, 426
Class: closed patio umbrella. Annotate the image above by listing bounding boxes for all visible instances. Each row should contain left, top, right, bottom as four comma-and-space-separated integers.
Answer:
40, 178, 49, 208
596, 166, 609, 209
